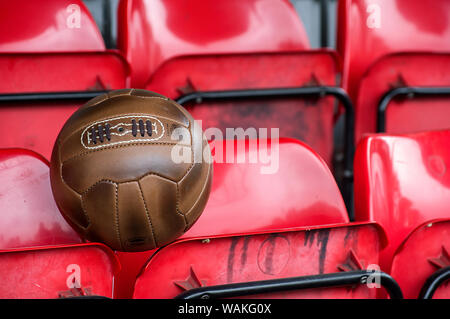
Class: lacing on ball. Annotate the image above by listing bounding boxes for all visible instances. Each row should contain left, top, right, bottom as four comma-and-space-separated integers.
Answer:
90, 127, 97, 144
132, 119, 137, 137
146, 120, 152, 136
89, 119, 153, 144
138, 119, 145, 137
97, 125, 104, 142
105, 123, 111, 141
132, 119, 153, 137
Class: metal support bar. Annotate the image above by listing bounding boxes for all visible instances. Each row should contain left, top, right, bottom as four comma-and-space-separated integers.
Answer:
377, 86, 450, 132
0, 91, 109, 103
176, 86, 355, 220
319, 0, 330, 48
102, 0, 113, 49
175, 270, 403, 299
419, 266, 450, 299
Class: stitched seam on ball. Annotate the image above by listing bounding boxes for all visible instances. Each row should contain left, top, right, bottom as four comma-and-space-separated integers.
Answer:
57, 139, 90, 231
75, 174, 180, 194
137, 181, 158, 246
173, 140, 208, 219
80, 112, 187, 126
176, 183, 189, 232
58, 139, 82, 197
79, 179, 116, 195
114, 182, 123, 251
86, 92, 109, 108
79, 194, 92, 228
175, 183, 187, 218
132, 96, 189, 117
122, 171, 179, 185
79, 179, 121, 249
174, 117, 196, 181
183, 160, 213, 218
62, 142, 185, 164
60, 170, 83, 195
177, 147, 195, 181
131, 95, 171, 103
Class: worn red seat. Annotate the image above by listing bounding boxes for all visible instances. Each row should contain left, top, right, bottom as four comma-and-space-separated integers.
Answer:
390, 219, 450, 299
355, 53, 450, 140
0, 243, 119, 298
184, 138, 349, 236
0, 53, 129, 160
115, 138, 351, 298
0, 0, 104, 52
131, 141, 396, 299
134, 222, 393, 299
0, 139, 352, 298
0, 149, 81, 249
117, 0, 310, 87
337, 0, 450, 143
0, 150, 120, 299
0, 0, 129, 160
354, 130, 450, 273
145, 52, 344, 167
118, 1, 354, 189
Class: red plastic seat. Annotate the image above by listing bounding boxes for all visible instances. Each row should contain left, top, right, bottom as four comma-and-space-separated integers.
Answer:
0, 149, 81, 249
0, 138, 350, 298
117, 0, 310, 87
115, 138, 350, 298
0, 0, 105, 52
354, 53, 450, 142
338, 0, 450, 102
0, 0, 129, 160
390, 219, 450, 299
185, 138, 349, 236
0, 243, 119, 299
133, 222, 386, 299
354, 130, 450, 272
0, 149, 119, 299
337, 0, 450, 143
0, 53, 129, 160
145, 51, 340, 166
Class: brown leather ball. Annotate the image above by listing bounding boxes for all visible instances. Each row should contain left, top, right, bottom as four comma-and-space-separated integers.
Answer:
50, 89, 212, 251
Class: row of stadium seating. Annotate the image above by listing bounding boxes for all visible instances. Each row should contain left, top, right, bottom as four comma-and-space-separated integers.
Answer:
0, 0, 448, 299
1, 134, 448, 299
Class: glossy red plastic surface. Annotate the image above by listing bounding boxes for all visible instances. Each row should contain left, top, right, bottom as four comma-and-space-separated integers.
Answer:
338, 0, 450, 102
355, 53, 450, 142
146, 51, 338, 165
354, 130, 450, 271
115, 138, 349, 298
0, 243, 119, 298
0, 52, 129, 159
185, 138, 348, 237
134, 223, 382, 298
391, 219, 450, 299
0, 0, 105, 52
0, 149, 81, 249
118, 0, 310, 87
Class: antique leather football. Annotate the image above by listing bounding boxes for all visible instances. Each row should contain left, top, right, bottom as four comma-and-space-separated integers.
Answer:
50, 89, 212, 251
